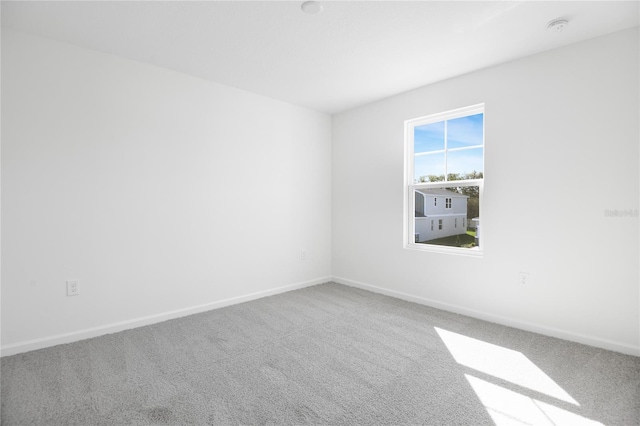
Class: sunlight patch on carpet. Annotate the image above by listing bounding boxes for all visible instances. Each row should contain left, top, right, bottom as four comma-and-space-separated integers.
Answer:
435, 327, 606, 426
435, 327, 578, 405
465, 375, 603, 426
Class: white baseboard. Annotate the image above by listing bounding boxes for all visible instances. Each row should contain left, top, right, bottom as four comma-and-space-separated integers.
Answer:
1, 276, 331, 357
332, 276, 640, 357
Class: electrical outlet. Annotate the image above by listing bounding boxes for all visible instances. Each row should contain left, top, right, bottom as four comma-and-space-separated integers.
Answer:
301, 251, 307, 261
66, 280, 80, 296
518, 272, 530, 285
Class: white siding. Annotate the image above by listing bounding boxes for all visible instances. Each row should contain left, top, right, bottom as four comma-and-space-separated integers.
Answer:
420, 193, 467, 217
415, 214, 467, 242
415, 191, 468, 241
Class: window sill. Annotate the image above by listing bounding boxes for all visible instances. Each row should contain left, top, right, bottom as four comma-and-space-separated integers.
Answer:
404, 242, 484, 257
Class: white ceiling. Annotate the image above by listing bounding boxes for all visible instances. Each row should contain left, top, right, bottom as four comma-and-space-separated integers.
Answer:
2, 1, 638, 114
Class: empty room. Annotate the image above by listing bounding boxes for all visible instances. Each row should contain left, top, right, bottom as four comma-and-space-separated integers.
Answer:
1, 1, 639, 425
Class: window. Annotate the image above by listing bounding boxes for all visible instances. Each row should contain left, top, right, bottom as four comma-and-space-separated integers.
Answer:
405, 104, 484, 254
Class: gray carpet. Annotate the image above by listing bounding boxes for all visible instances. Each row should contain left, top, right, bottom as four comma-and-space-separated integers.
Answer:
1, 282, 639, 425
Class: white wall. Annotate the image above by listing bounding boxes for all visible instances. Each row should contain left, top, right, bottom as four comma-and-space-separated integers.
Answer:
1, 29, 332, 354
3, 27, 639, 357
332, 28, 640, 355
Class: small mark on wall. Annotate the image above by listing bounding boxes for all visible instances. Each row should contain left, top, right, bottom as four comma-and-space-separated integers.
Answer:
148, 407, 175, 424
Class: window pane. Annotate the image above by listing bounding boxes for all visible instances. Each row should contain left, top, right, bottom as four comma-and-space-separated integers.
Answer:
414, 153, 444, 183
414, 121, 444, 153
448, 113, 483, 149
414, 186, 480, 249
447, 148, 483, 180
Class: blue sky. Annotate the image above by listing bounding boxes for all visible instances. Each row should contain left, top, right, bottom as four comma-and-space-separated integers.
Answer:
414, 113, 483, 180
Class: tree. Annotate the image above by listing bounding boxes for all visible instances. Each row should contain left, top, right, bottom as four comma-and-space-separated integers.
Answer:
418, 171, 482, 184
418, 175, 444, 183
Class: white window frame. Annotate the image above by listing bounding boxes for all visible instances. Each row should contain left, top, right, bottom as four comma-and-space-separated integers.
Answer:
404, 104, 484, 256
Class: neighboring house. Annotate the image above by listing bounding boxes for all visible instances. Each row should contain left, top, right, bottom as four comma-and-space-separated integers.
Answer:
415, 188, 468, 242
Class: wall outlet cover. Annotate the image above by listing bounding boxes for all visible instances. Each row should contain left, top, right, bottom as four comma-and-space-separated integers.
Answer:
66, 280, 80, 296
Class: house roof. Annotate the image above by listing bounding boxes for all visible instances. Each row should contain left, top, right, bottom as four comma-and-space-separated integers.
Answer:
415, 188, 469, 198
